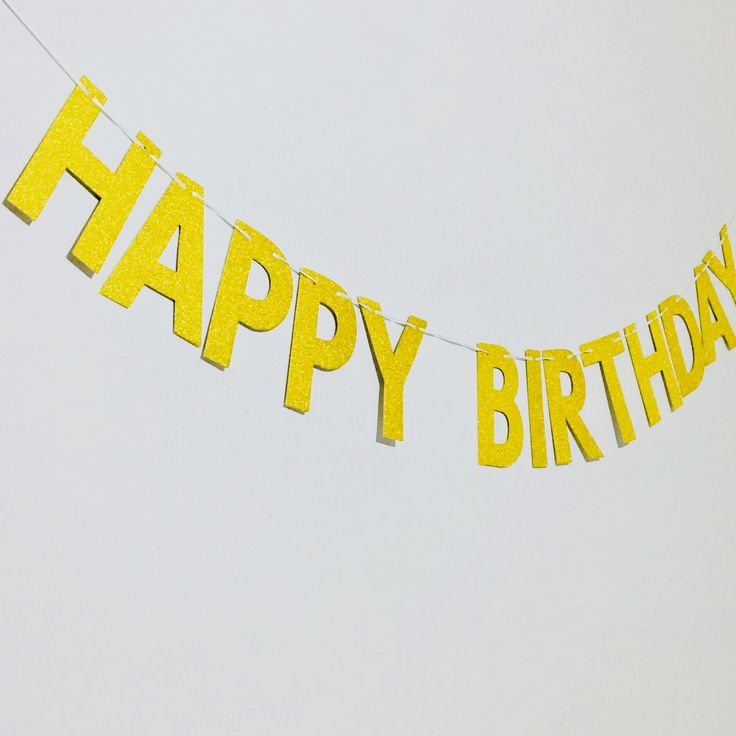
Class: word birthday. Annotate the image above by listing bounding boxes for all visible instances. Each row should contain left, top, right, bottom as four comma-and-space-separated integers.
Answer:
4, 77, 736, 468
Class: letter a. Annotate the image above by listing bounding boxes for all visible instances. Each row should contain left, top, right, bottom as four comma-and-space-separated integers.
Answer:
100, 174, 205, 347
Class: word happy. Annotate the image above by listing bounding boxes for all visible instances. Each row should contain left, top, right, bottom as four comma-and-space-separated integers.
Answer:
4, 77, 736, 467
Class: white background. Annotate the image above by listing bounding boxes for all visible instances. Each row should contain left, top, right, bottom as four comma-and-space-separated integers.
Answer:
1, 1, 735, 733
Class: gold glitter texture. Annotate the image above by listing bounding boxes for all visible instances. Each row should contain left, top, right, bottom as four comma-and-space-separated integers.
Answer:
704, 225, 736, 304
658, 295, 704, 397
202, 221, 293, 369
624, 312, 683, 427
694, 263, 736, 365
579, 332, 636, 447
525, 349, 548, 468
99, 173, 204, 347
3, 76, 160, 276
542, 349, 603, 465
476, 344, 523, 467
284, 270, 356, 414
357, 297, 425, 444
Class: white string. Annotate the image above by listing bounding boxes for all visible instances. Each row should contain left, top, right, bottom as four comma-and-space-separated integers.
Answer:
0, 0, 78, 88
2, 0, 734, 364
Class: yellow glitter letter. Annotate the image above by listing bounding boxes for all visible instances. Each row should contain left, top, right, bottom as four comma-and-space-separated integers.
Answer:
694, 263, 736, 365
525, 350, 548, 468
580, 332, 635, 447
99, 174, 204, 347
476, 344, 524, 468
284, 270, 357, 414
624, 313, 683, 427
703, 225, 736, 305
3, 76, 161, 275
202, 222, 294, 369
357, 297, 426, 444
658, 295, 704, 397
542, 349, 603, 465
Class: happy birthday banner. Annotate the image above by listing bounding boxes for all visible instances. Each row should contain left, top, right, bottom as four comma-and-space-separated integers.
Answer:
3, 2, 736, 468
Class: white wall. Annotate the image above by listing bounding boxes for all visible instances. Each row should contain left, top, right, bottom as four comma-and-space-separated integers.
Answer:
1, 1, 735, 733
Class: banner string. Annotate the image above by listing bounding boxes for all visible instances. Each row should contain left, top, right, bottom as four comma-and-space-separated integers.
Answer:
3, 0, 736, 363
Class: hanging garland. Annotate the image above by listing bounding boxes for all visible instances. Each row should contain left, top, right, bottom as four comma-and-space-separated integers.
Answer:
2, 1, 735, 468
